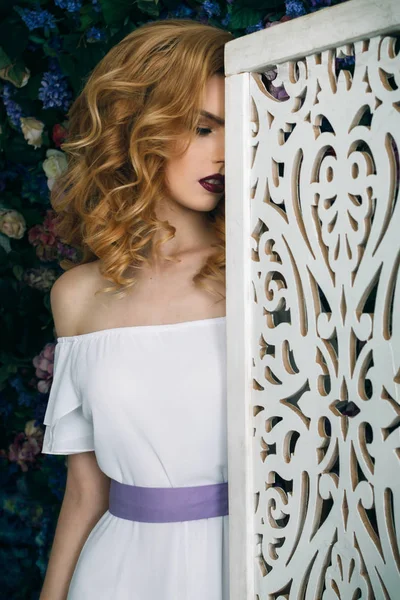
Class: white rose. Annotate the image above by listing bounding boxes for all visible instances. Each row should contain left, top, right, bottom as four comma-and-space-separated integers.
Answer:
20, 117, 45, 149
43, 149, 68, 179
0, 209, 26, 239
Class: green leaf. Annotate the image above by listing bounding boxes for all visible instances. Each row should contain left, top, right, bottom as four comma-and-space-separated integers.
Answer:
230, 6, 264, 29
99, 0, 134, 25
61, 33, 82, 55
0, 233, 11, 255
12, 265, 24, 282
0, 60, 28, 88
0, 364, 17, 384
79, 14, 94, 30
268, 11, 286, 21
28, 35, 46, 44
136, 0, 160, 17
0, 46, 11, 69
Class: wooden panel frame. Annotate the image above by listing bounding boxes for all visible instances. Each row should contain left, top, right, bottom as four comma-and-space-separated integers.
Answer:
224, 1, 400, 598
225, 0, 400, 77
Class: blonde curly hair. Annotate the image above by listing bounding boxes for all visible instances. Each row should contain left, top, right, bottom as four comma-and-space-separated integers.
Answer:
51, 18, 233, 302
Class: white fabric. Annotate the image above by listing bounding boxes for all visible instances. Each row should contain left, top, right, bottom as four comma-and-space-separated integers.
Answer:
42, 316, 229, 600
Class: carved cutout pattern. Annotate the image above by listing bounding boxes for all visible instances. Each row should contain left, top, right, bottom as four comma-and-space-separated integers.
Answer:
250, 36, 400, 599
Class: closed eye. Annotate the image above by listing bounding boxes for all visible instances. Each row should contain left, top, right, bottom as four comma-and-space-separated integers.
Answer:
196, 127, 213, 136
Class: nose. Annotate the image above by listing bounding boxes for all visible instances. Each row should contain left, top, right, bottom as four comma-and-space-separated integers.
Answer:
215, 128, 225, 169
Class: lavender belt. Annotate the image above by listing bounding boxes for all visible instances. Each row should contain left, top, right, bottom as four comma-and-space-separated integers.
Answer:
109, 479, 229, 523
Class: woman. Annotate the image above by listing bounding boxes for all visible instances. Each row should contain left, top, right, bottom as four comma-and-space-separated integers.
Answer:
39, 18, 233, 600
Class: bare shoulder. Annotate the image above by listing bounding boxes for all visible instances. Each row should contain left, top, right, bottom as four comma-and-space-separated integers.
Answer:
50, 261, 101, 338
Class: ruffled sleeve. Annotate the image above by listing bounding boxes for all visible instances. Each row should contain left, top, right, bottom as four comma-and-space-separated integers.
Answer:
42, 340, 95, 455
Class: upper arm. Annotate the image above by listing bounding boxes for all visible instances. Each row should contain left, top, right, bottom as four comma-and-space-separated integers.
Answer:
66, 452, 111, 510
50, 266, 110, 505
50, 264, 91, 338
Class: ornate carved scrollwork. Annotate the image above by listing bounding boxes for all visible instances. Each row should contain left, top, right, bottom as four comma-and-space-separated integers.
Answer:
250, 35, 400, 599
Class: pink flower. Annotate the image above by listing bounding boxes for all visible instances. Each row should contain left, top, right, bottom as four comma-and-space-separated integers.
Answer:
32, 342, 55, 393
23, 266, 58, 292
28, 209, 59, 261
52, 122, 69, 148
8, 422, 43, 472
264, 14, 292, 28
271, 85, 290, 101
262, 65, 290, 102
28, 209, 79, 262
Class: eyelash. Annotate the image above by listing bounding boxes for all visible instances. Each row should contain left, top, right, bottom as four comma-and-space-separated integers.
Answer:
196, 127, 213, 136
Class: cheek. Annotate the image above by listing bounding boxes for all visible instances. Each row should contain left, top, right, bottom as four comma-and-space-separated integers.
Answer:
183, 143, 205, 173
165, 139, 205, 186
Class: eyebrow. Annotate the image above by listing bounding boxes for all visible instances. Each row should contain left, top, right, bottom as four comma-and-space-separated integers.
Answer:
199, 110, 225, 126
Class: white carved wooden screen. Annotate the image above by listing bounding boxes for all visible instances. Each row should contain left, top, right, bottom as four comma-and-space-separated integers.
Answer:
224, 1, 400, 598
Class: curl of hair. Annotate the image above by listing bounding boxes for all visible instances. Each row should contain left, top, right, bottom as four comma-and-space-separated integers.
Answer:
51, 19, 233, 303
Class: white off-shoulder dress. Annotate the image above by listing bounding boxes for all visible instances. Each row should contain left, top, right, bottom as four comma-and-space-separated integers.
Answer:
41, 316, 229, 600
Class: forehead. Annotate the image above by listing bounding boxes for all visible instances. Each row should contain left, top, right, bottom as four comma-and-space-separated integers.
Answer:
200, 75, 225, 122
200, 110, 225, 126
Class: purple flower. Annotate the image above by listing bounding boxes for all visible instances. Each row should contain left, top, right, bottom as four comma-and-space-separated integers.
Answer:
202, 1, 221, 18
48, 36, 63, 52
38, 59, 72, 112
336, 55, 355, 69
54, 0, 82, 12
0, 165, 19, 192
33, 342, 55, 393
285, 0, 307, 17
170, 4, 195, 18
14, 6, 57, 31
309, 0, 332, 6
0, 390, 13, 417
91, 0, 102, 13
26, 41, 41, 52
221, 13, 231, 26
21, 170, 50, 202
245, 20, 264, 34
9, 375, 26, 394
86, 26, 106, 43
1, 83, 24, 129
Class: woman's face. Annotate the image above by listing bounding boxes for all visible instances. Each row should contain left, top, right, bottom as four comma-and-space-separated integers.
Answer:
163, 74, 225, 213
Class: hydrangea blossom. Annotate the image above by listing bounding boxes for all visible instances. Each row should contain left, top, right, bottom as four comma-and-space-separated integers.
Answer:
245, 20, 264, 34
86, 26, 107, 43
1, 83, 24, 129
9, 377, 34, 408
26, 42, 41, 52
0, 167, 19, 193
309, 0, 332, 7
0, 389, 13, 417
38, 59, 72, 112
21, 170, 50, 202
170, 4, 195, 18
14, 6, 57, 31
285, 0, 307, 17
91, 0, 102, 13
53, 0, 82, 12
221, 13, 231, 27
47, 36, 63, 52
337, 55, 355, 69
202, 1, 221, 18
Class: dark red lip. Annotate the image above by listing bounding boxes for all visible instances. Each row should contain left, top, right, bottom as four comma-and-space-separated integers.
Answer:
199, 174, 225, 184
199, 181, 224, 194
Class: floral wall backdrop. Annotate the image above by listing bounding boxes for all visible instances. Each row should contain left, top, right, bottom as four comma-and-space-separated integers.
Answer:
0, 0, 345, 597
